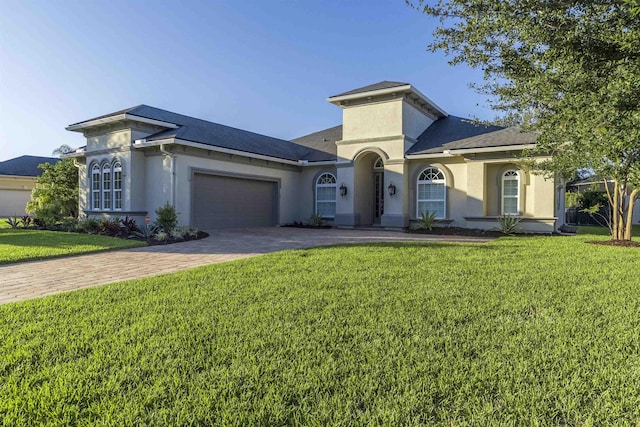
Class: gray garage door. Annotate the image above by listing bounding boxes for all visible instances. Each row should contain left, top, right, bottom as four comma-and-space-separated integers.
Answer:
192, 173, 278, 229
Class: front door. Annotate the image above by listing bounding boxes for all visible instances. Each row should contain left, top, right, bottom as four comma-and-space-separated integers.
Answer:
373, 171, 384, 224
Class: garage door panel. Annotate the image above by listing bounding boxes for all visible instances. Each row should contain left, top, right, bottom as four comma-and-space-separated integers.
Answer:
192, 174, 277, 229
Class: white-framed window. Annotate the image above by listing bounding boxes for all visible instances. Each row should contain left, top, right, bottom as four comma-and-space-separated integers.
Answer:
417, 167, 446, 219
89, 159, 123, 211
315, 173, 336, 218
373, 157, 384, 169
91, 164, 101, 210
102, 163, 112, 210
502, 170, 520, 215
113, 161, 122, 210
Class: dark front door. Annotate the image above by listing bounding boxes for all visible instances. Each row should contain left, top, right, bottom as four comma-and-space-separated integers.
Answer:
373, 171, 384, 224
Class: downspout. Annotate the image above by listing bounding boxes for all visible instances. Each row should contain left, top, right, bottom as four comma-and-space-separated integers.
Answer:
159, 144, 175, 206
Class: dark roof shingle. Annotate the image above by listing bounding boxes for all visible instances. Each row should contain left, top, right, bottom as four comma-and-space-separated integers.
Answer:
0, 155, 60, 177
291, 125, 341, 161
407, 116, 535, 155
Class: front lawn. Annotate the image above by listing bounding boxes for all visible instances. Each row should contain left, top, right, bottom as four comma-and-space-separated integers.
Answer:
0, 227, 146, 264
1, 233, 639, 424
578, 224, 640, 237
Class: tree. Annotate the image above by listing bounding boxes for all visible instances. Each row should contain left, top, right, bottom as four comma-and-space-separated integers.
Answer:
52, 144, 74, 157
26, 159, 78, 221
411, 0, 640, 240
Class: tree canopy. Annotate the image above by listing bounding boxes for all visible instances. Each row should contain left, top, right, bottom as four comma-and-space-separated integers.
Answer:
411, 0, 640, 240
26, 158, 78, 221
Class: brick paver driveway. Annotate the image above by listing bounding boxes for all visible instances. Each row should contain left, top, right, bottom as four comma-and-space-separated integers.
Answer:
0, 227, 491, 305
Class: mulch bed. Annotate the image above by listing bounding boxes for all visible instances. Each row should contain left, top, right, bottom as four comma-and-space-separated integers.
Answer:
139, 231, 210, 246
282, 224, 332, 229
588, 239, 640, 248
406, 227, 521, 238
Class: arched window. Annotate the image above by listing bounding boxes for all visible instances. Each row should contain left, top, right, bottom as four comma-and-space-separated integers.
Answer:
502, 170, 520, 215
373, 157, 384, 170
91, 164, 101, 210
102, 163, 112, 210
417, 167, 446, 219
113, 161, 123, 210
316, 173, 336, 218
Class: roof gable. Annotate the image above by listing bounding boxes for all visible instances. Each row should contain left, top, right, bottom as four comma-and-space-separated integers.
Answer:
330, 81, 409, 98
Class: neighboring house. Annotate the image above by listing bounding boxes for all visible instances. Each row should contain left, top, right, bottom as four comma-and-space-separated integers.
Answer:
65, 81, 565, 232
0, 155, 60, 218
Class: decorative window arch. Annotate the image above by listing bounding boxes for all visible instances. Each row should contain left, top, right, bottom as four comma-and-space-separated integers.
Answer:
417, 167, 446, 219
315, 173, 336, 218
113, 161, 123, 210
502, 170, 520, 215
91, 164, 101, 210
373, 157, 384, 170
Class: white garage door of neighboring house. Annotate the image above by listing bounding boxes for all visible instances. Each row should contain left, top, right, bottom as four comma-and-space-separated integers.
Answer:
192, 173, 278, 229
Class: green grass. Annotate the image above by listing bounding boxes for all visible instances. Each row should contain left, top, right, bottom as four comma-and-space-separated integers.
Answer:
0, 226, 145, 264
577, 224, 640, 236
1, 233, 640, 425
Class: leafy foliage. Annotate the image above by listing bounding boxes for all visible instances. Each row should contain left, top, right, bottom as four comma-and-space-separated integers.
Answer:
495, 214, 522, 235
308, 213, 325, 227
76, 218, 100, 234
417, 211, 438, 230
154, 203, 178, 233
412, 0, 640, 240
4, 217, 19, 229
26, 159, 78, 220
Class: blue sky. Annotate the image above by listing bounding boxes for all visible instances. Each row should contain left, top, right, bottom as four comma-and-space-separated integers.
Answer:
0, 0, 493, 161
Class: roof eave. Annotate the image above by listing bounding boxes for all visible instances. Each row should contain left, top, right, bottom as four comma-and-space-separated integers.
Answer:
406, 143, 536, 159
66, 113, 179, 132
327, 84, 448, 118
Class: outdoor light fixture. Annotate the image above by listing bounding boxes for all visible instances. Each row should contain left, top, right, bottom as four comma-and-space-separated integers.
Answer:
340, 183, 348, 197
388, 183, 396, 196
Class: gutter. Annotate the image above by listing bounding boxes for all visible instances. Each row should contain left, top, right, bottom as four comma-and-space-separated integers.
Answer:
406, 144, 535, 159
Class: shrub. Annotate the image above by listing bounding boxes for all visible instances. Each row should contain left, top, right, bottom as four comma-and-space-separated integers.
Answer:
59, 217, 78, 232
132, 224, 158, 241
19, 215, 33, 228
5, 217, 20, 229
154, 231, 168, 242
417, 211, 438, 231
77, 218, 100, 234
119, 216, 139, 237
98, 218, 121, 237
170, 227, 187, 241
154, 203, 178, 233
495, 214, 521, 235
308, 214, 324, 227
33, 203, 64, 228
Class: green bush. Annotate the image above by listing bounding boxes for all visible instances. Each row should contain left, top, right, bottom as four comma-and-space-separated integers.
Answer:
417, 211, 438, 231
59, 217, 78, 232
495, 214, 522, 235
308, 213, 325, 227
565, 192, 582, 208
579, 190, 609, 210
77, 218, 100, 234
154, 203, 178, 233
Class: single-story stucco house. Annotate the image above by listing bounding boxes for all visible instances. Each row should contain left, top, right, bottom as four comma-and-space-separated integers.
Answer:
0, 155, 59, 218
64, 81, 567, 232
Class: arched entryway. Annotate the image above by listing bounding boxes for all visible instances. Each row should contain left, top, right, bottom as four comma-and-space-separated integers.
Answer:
353, 151, 386, 225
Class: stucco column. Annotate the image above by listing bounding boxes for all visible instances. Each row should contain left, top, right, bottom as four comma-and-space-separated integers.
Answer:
381, 160, 409, 228
334, 163, 359, 226
466, 161, 486, 216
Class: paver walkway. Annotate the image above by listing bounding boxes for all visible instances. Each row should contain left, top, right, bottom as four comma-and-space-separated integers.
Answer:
0, 227, 491, 305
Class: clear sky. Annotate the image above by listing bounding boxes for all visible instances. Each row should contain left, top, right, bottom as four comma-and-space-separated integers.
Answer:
0, 0, 493, 161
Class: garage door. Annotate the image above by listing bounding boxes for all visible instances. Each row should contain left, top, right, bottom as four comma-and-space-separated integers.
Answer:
192, 173, 278, 229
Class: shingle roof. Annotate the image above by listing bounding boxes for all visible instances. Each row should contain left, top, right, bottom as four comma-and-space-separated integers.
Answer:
67, 105, 144, 127
71, 105, 333, 163
0, 155, 60, 177
330, 81, 409, 98
407, 116, 535, 155
291, 125, 341, 160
